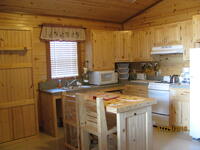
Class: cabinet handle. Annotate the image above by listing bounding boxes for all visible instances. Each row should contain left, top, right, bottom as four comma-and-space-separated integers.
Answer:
134, 113, 137, 116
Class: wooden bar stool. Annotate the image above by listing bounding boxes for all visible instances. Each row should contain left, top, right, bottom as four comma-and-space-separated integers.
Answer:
76, 93, 117, 150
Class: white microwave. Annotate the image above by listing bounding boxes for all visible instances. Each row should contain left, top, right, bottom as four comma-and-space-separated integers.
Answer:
89, 71, 118, 85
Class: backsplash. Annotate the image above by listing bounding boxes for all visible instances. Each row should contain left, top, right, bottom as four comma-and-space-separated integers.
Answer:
129, 54, 189, 77
155, 54, 189, 76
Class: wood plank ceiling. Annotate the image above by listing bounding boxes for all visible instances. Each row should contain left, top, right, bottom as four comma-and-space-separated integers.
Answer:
0, 0, 162, 23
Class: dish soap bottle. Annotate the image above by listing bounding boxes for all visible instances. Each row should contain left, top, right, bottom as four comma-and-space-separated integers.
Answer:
57, 79, 62, 88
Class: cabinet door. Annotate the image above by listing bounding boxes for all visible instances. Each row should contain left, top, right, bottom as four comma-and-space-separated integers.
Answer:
0, 108, 13, 143
132, 29, 153, 62
180, 20, 194, 60
153, 23, 181, 46
165, 23, 181, 45
132, 30, 141, 61
92, 30, 114, 71
118, 107, 152, 150
114, 31, 132, 62
153, 26, 165, 46
170, 88, 190, 129
140, 30, 153, 61
193, 15, 200, 42
114, 31, 124, 62
123, 31, 132, 62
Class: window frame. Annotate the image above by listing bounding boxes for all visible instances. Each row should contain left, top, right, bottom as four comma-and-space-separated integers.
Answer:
46, 41, 82, 80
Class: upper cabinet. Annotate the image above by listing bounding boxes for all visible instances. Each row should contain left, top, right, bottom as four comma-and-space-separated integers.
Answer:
193, 15, 200, 43
153, 23, 182, 46
132, 28, 153, 62
85, 30, 115, 71
180, 20, 193, 60
114, 31, 132, 62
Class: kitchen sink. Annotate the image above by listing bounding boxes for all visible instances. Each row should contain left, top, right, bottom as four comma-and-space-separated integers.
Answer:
62, 85, 92, 90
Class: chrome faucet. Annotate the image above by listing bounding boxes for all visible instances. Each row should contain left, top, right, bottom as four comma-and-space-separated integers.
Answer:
65, 78, 77, 87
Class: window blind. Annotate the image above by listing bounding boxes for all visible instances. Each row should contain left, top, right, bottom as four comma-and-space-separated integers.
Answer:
50, 41, 78, 79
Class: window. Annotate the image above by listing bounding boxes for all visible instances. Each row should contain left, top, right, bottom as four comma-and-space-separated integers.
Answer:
49, 41, 78, 79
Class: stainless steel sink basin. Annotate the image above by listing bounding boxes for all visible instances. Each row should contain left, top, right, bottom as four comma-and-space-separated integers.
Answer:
62, 85, 92, 90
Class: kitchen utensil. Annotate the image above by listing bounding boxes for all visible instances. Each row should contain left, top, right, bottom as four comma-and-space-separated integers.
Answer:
170, 75, 179, 83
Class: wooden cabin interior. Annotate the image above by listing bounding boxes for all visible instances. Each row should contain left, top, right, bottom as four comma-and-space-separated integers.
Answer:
1, 0, 200, 150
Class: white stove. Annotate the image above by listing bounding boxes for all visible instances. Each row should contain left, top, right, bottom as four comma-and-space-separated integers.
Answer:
148, 82, 170, 91
148, 81, 170, 127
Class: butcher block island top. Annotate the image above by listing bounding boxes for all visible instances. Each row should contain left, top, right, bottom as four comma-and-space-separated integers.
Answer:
84, 92, 156, 113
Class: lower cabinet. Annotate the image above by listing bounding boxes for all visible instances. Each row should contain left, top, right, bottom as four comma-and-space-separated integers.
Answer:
170, 88, 190, 130
123, 84, 148, 97
119, 106, 152, 150
62, 95, 80, 150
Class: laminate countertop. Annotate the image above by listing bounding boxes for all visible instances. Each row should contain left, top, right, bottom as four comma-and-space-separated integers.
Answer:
39, 81, 190, 95
39, 83, 125, 95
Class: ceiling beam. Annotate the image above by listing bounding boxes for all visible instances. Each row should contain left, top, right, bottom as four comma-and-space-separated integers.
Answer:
122, 0, 164, 24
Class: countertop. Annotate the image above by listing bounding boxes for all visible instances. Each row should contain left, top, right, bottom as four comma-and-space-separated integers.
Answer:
85, 92, 157, 113
40, 80, 190, 95
40, 83, 124, 94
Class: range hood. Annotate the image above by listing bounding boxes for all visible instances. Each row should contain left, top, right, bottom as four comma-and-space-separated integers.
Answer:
151, 45, 184, 55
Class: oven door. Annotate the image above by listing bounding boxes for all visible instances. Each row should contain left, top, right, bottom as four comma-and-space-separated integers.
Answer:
148, 89, 169, 115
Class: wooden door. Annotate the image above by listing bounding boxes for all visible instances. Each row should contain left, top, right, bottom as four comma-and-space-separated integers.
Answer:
132, 30, 141, 61
0, 27, 37, 143
123, 31, 132, 62
114, 31, 124, 62
165, 23, 181, 45
180, 20, 194, 60
132, 29, 153, 62
170, 88, 190, 129
152, 26, 165, 46
92, 30, 114, 71
140, 29, 153, 61
193, 15, 200, 42
118, 107, 152, 150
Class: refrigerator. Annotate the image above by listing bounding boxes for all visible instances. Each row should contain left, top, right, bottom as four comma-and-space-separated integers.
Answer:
190, 48, 200, 139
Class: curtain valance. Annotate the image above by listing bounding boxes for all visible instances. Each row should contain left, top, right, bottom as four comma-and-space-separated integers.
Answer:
40, 25, 85, 41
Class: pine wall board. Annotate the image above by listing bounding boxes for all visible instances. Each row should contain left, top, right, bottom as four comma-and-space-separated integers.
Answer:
123, 0, 196, 75
0, 12, 121, 143
123, 0, 200, 30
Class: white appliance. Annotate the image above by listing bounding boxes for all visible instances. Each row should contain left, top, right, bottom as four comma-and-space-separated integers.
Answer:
163, 76, 171, 83
151, 45, 184, 55
136, 73, 146, 80
148, 82, 170, 127
89, 71, 118, 85
190, 48, 200, 139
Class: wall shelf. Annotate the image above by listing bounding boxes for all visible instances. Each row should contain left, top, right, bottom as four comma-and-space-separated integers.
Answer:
0, 47, 28, 51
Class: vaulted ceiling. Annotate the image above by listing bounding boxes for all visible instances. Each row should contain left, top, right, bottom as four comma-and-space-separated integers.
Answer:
0, 0, 162, 23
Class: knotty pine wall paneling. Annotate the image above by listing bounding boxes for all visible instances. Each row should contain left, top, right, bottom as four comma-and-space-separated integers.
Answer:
0, 12, 121, 144
123, 0, 200, 30
123, 0, 197, 75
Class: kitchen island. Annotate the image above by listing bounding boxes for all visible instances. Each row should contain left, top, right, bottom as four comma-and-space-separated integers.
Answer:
76, 92, 156, 150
